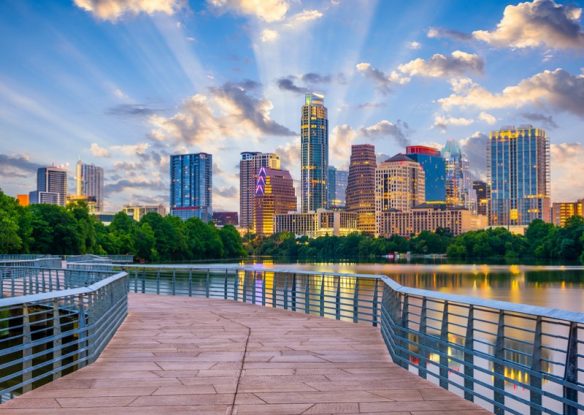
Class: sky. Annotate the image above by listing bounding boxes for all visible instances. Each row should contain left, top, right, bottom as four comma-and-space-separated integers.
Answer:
0, 0, 583, 212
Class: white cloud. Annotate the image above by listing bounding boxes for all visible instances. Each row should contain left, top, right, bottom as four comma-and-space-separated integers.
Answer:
208, 0, 289, 22
438, 69, 584, 118
74, 0, 182, 21
331, 124, 357, 160
285, 9, 323, 27
90, 142, 151, 158
407, 41, 421, 50
90, 143, 110, 157
433, 115, 474, 131
260, 28, 279, 42
551, 143, 584, 201
360, 120, 411, 147
472, 0, 584, 49
479, 111, 497, 125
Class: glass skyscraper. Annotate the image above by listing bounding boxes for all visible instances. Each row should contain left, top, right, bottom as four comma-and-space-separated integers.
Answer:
443, 140, 471, 209
75, 161, 104, 211
488, 126, 551, 226
30, 166, 67, 206
327, 166, 348, 209
301, 93, 328, 213
405, 146, 446, 203
170, 153, 212, 221
240, 152, 280, 230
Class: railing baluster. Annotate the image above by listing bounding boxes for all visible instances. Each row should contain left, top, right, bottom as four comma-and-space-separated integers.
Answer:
353, 278, 359, 323
156, 271, 160, 295
261, 272, 266, 306
284, 274, 289, 310
464, 305, 474, 402
319, 274, 325, 317
494, 310, 505, 415
530, 316, 542, 415
172, 270, 176, 296
242, 271, 247, 303
233, 270, 238, 301
439, 301, 449, 389
272, 273, 277, 308
251, 272, 256, 305
52, 299, 62, 380
335, 276, 341, 320
22, 304, 32, 392
223, 269, 228, 300
305, 275, 310, 314
400, 294, 409, 369
189, 270, 193, 297
291, 273, 297, 311
419, 297, 428, 379
372, 279, 379, 327
563, 321, 579, 415
206, 270, 210, 298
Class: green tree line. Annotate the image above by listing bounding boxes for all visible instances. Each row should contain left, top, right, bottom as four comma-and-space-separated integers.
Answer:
0, 190, 245, 261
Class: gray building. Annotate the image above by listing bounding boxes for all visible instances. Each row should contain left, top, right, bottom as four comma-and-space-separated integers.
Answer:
75, 161, 104, 211
30, 166, 67, 206
170, 153, 212, 221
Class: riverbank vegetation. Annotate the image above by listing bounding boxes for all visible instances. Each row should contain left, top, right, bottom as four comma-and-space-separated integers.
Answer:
0, 190, 245, 261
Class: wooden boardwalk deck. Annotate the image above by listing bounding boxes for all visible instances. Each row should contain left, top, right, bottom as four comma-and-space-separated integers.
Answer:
1, 294, 491, 414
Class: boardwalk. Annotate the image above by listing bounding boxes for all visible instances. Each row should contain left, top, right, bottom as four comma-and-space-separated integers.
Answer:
1, 294, 490, 414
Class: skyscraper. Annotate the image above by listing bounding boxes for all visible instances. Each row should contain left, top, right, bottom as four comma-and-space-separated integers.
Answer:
170, 153, 212, 221
405, 146, 446, 203
346, 144, 376, 234
334, 170, 348, 208
29, 166, 67, 206
472, 180, 490, 217
443, 140, 471, 208
375, 154, 425, 214
301, 93, 328, 213
488, 125, 551, 226
240, 152, 280, 230
254, 167, 297, 236
327, 166, 337, 208
75, 161, 104, 211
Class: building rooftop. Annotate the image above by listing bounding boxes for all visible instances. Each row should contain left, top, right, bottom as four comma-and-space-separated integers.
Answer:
384, 153, 415, 163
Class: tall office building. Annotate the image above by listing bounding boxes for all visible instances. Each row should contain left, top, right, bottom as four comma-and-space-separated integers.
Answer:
327, 166, 336, 208
472, 180, 490, 217
29, 166, 67, 206
334, 170, 348, 208
170, 153, 212, 221
346, 144, 377, 234
240, 152, 280, 230
488, 126, 551, 226
405, 146, 446, 203
254, 167, 297, 236
375, 154, 425, 220
301, 93, 328, 213
75, 161, 104, 211
443, 140, 471, 208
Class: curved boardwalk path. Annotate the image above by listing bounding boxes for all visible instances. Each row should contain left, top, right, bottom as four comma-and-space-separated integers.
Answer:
1, 294, 491, 414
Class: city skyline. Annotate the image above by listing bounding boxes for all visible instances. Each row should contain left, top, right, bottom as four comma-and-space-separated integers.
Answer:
1, 0, 584, 212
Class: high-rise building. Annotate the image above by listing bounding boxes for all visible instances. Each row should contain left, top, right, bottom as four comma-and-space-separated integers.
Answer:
405, 146, 446, 203
30, 166, 67, 206
254, 167, 297, 236
327, 166, 337, 208
443, 140, 471, 209
375, 154, 425, 235
472, 180, 490, 217
75, 161, 104, 211
346, 144, 377, 234
170, 153, 212, 221
301, 93, 328, 213
334, 170, 348, 208
552, 201, 584, 227
488, 126, 551, 226
240, 152, 280, 230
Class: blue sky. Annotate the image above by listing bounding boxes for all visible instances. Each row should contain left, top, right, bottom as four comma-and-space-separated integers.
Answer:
1, 0, 583, 212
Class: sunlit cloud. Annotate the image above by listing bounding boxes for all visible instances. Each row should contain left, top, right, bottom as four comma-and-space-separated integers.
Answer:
478, 111, 496, 125
90, 142, 151, 158
208, 0, 289, 22
74, 0, 183, 21
260, 28, 279, 42
433, 114, 474, 131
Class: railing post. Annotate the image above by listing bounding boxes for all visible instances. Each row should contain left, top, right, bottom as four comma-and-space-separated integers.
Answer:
353, 278, 359, 323
399, 294, 409, 368
233, 270, 238, 301
319, 274, 325, 317
251, 272, 256, 305
141, 270, 145, 293
563, 321, 579, 415
283, 274, 289, 310
291, 273, 297, 311
206, 270, 210, 298
305, 275, 310, 314
335, 276, 341, 320
530, 316, 542, 415
242, 271, 247, 303
56, 269, 61, 291
41, 268, 46, 292
189, 270, 193, 297
419, 297, 428, 379
52, 299, 62, 380
172, 270, 176, 296
372, 279, 379, 327
156, 271, 160, 295
464, 305, 475, 402
494, 310, 505, 415
78, 294, 87, 368
261, 272, 266, 306
272, 273, 277, 308
133, 270, 137, 293
22, 303, 32, 392
439, 301, 449, 389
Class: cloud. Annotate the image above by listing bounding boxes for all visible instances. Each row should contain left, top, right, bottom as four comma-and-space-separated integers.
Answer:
479, 111, 497, 125
472, 0, 584, 49
360, 120, 411, 147
104, 178, 166, 195
427, 27, 472, 41
208, 0, 289, 22
260, 28, 279, 42
357, 51, 483, 93
397, 50, 484, 78
106, 104, 159, 117
357, 102, 386, 109
407, 41, 421, 50
0, 154, 42, 178
331, 124, 357, 159
438, 69, 584, 118
433, 115, 474, 131
74, 0, 183, 21
275, 141, 300, 172
149, 80, 295, 148
520, 112, 559, 128
301, 73, 332, 84
215, 185, 237, 198
90, 142, 150, 158
551, 143, 584, 201
276, 77, 309, 94
285, 9, 323, 27
459, 132, 488, 180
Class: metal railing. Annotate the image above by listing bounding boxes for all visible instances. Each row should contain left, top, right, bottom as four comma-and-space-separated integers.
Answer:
0, 267, 128, 402
65, 263, 584, 415
0, 258, 62, 270
64, 254, 133, 264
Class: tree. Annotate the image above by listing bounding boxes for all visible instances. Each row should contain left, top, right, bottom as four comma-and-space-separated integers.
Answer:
134, 223, 158, 261
29, 204, 82, 254
0, 190, 23, 253
219, 225, 245, 258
